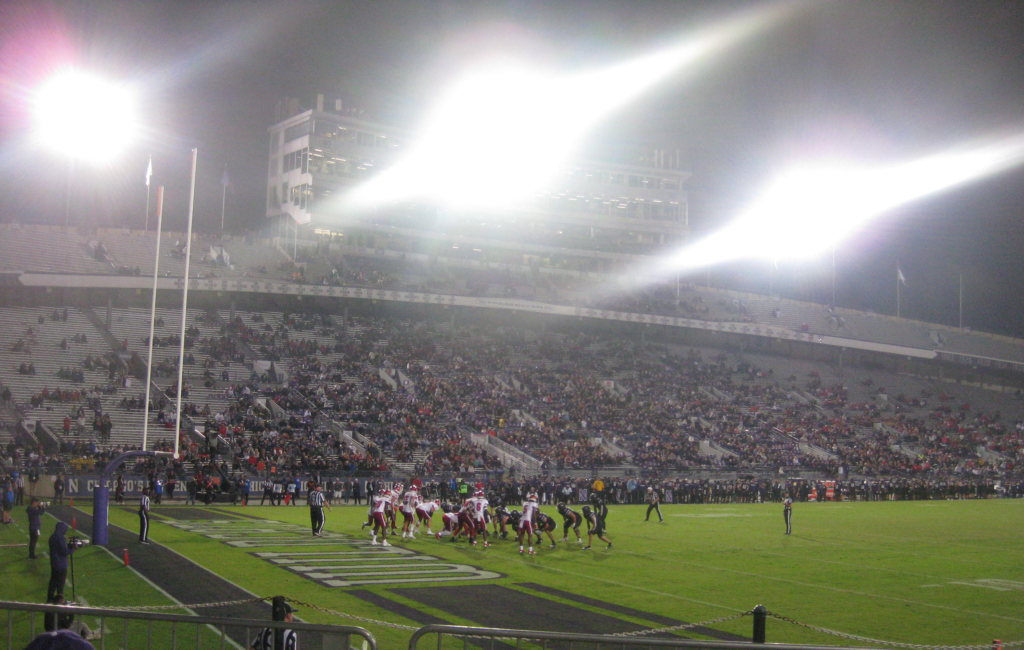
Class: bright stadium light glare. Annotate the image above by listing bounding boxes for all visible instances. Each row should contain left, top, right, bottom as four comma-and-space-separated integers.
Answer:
347, 2, 797, 212
659, 131, 1024, 273
33, 69, 140, 163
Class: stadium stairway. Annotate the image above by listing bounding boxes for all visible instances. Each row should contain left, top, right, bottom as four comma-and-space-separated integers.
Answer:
0, 307, 153, 448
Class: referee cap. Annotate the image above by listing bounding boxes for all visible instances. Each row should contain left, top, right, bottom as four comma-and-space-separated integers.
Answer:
283, 603, 297, 614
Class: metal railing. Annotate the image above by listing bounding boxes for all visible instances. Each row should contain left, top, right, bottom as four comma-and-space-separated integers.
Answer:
1, 601, 376, 650
408, 624, 880, 650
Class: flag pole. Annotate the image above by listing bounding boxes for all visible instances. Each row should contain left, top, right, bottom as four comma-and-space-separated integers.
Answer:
174, 148, 198, 461
897, 261, 901, 319
220, 165, 227, 235
959, 272, 964, 330
142, 186, 164, 451
145, 155, 152, 231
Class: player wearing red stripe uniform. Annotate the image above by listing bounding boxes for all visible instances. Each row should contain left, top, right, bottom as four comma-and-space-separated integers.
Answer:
518, 492, 539, 555
370, 490, 392, 546
416, 499, 441, 534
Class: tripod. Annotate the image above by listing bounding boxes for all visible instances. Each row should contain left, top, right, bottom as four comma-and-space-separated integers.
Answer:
69, 548, 77, 602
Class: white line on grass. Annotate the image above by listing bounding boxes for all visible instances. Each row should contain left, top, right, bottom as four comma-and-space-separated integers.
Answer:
788, 535, 1020, 569
43, 513, 246, 650
689, 545, 952, 581
617, 549, 1024, 623
504, 554, 747, 614
95, 545, 246, 650
832, 529, 1024, 554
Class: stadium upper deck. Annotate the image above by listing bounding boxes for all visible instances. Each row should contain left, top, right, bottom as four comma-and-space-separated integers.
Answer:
4, 224, 1024, 370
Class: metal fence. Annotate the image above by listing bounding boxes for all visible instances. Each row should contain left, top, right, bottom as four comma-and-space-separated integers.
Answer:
407, 625, 882, 650
1, 601, 376, 650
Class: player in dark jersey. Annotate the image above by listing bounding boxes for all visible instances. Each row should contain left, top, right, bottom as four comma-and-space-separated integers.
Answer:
505, 509, 522, 536
585, 503, 606, 548
534, 512, 558, 549
493, 505, 512, 538
556, 502, 583, 544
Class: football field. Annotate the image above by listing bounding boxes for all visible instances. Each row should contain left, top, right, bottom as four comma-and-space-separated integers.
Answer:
3, 498, 1022, 649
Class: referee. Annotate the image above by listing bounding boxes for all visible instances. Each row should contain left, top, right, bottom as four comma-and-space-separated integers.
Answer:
783, 493, 793, 535
250, 602, 297, 650
139, 488, 151, 544
644, 487, 663, 522
308, 483, 330, 536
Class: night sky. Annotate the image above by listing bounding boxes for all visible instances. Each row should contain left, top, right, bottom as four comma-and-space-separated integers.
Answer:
1, 1, 1023, 336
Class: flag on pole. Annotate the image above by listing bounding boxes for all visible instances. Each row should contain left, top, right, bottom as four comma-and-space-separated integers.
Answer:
145, 156, 153, 187
897, 266, 907, 286
220, 166, 233, 193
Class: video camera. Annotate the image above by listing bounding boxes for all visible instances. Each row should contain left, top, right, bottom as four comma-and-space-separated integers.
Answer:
67, 537, 88, 550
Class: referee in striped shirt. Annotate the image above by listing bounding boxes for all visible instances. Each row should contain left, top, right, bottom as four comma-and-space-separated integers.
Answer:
308, 483, 330, 536
139, 488, 151, 544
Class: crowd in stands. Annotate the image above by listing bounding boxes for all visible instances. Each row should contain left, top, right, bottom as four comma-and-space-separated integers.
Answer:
3, 306, 1024, 491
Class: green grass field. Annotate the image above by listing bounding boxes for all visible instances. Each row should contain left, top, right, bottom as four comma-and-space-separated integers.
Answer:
4, 499, 1023, 649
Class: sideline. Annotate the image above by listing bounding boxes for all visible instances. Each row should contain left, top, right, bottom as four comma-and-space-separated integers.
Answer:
42, 512, 247, 649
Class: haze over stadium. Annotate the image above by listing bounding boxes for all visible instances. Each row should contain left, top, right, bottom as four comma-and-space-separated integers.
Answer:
1, 2, 1024, 649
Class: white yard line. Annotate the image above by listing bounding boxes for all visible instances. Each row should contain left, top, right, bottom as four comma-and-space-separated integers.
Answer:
618, 549, 1024, 623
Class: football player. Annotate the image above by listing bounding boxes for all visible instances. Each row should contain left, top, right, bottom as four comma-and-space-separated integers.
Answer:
518, 492, 539, 555
370, 490, 392, 547
556, 502, 584, 544
416, 498, 442, 535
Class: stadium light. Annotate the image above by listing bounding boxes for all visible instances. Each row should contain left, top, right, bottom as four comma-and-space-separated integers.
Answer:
32, 69, 139, 163
347, 2, 797, 212
658, 131, 1024, 273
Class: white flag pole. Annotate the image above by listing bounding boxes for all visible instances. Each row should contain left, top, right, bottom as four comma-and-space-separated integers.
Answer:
897, 262, 901, 319
959, 272, 964, 330
142, 186, 164, 451
145, 155, 152, 230
220, 166, 227, 235
174, 148, 198, 460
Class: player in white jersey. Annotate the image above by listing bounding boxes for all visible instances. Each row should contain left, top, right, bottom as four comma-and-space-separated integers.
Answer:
518, 492, 539, 555
416, 499, 441, 534
370, 490, 392, 546
466, 490, 491, 547
436, 508, 461, 539
387, 485, 402, 535
401, 487, 421, 539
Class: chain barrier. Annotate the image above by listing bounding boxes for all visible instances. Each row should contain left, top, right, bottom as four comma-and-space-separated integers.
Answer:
766, 611, 1024, 650
10, 594, 1021, 649
0, 597, 267, 613
605, 611, 754, 638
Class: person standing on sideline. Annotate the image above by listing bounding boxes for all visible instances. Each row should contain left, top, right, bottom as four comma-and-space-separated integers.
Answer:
139, 488, 151, 544
783, 493, 793, 535
308, 483, 330, 536
53, 475, 65, 505
645, 487, 664, 522
48, 522, 76, 601
27, 498, 47, 559
15, 472, 25, 505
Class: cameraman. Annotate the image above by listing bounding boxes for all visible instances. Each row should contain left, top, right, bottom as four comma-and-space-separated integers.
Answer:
27, 498, 47, 559
47, 522, 79, 601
